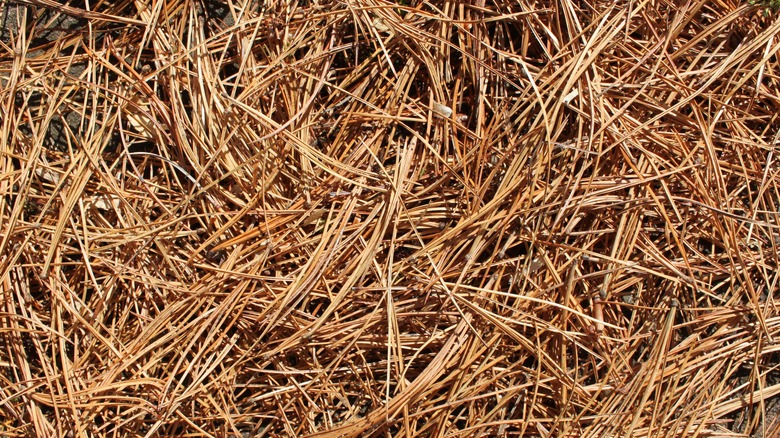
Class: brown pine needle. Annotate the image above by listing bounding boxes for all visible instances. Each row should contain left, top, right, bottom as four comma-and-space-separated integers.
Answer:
1, 0, 780, 436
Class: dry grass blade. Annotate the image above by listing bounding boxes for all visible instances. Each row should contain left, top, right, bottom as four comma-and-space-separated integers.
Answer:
1, 0, 779, 436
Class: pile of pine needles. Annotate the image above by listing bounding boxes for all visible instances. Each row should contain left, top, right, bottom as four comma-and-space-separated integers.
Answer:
2, 0, 780, 436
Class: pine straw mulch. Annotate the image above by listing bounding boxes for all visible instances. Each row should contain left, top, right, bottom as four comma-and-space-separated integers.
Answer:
2, 0, 780, 436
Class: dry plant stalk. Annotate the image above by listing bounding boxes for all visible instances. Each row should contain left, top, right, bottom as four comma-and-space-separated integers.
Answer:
1, 0, 779, 436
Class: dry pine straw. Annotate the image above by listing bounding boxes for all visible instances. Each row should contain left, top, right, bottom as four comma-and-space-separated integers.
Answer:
1, 0, 780, 436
